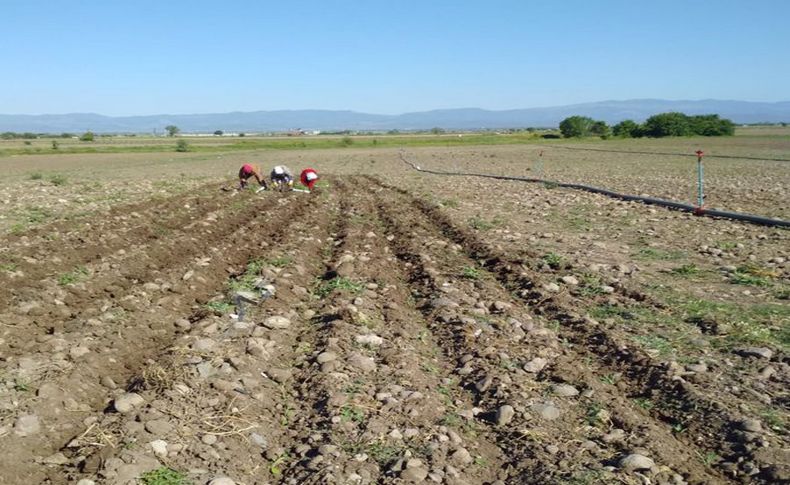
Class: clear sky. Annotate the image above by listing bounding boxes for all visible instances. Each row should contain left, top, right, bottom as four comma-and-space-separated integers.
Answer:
2, 0, 789, 115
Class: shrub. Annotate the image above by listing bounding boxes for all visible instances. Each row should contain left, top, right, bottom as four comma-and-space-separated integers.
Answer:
80, 131, 95, 142
559, 116, 596, 138
613, 120, 641, 138
175, 139, 190, 152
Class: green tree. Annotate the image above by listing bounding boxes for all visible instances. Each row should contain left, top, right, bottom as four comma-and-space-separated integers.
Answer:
165, 125, 180, 137
689, 114, 734, 136
613, 120, 641, 138
80, 131, 95, 142
559, 116, 596, 138
430, 127, 445, 135
590, 120, 610, 138
642, 112, 692, 137
213, 130, 223, 136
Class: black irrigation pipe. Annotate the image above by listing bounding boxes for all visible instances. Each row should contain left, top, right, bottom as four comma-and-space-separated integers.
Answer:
543, 144, 790, 163
399, 152, 790, 229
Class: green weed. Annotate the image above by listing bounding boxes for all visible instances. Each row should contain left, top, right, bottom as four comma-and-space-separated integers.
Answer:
671, 263, 700, 276
632, 334, 675, 357
542, 252, 564, 269
339, 405, 365, 423
205, 301, 234, 314
599, 373, 617, 385
441, 198, 459, 208
461, 265, 481, 280
57, 266, 89, 286
586, 402, 605, 427
578, 274, 605, 297
29, 172, 43, 180
633, 397, 654, 411
48, 174, 67, 186
698, 451, 719, 466
269, 452, 290, 477
315, 277, 364, 298
139, 467, 187, 485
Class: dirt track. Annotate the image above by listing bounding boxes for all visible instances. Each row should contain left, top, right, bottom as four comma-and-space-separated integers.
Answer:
0, 175, 787, 484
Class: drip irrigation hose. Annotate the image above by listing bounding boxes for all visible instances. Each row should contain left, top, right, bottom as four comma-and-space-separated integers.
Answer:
398, 152, 790, 228
543, 144, 790, 163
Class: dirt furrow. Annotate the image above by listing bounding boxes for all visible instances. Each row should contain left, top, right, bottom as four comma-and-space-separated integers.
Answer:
384, 180, 789, 483
368, 180, 728, 484
282, 184, 504, 484
0, 181, 233, 310
0, 190, 322, 484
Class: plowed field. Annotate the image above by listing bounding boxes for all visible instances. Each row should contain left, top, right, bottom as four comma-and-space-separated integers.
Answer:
0, 144, 787, 485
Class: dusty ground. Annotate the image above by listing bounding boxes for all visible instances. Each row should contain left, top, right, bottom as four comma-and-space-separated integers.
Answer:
0, 139, 787, 485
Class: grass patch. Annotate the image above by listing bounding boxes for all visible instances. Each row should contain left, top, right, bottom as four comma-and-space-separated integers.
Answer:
205, 301, 234, 314
634, 247, 686, 261
139, 467, 187, 485
468, 215, 503, 231
228, 258, 265, 292
460, 265, 481, 280
315, 276, 364, 298
632, 334, 675, 357
339, 405, 365, 423
48, 174, 67, 186
577, 274, 605, 297
57, 266, 89, 286
542, 252, 564, 269
29, 172, 43, 180
441, 198, 459, 208
671, 263, 700, 276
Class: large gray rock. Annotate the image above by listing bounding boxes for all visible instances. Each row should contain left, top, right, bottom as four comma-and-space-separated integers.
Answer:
113, 393, 145, 414
262, 316, 291, 329
619, 453, 655, 472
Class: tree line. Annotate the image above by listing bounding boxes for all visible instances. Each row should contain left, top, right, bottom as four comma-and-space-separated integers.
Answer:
559, 112, 736, 138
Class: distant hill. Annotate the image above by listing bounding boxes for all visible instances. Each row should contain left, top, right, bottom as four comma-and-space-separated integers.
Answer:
1, 99, 788, 133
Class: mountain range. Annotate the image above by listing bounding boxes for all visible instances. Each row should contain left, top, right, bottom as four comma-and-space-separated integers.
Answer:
1, 99, 788, 133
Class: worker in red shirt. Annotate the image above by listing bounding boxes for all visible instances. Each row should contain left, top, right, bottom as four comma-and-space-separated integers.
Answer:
238, 163, 267, 190
300, 168, 320, 191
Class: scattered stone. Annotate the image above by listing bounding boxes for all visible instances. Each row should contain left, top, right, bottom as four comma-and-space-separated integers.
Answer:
401, 466, 429, 482
100, 376, 118, 389
686, 363, 708, 373
523, 357, 548, 373
737, 347, 773, 359
202, 434, 218, 445
14, 414, 40, 437
450, 447, 474, 466
192, 338, 216, 352
603, 429, 626, 443
491, 301, 512, 313
317, 351, 338, 364
267, 368, 292, 384
42, 452, 69, 465
69, 346, 90, 359
552, 384, 579, 397
355, 334, 383, 346
76, 480, 96, 485
113, 393, 145, 414
208, 478, 236, 485
250, 432, 268, 449
561, 276, 579, 285
619, 453, 655, 472
182, 270, 194, 281
495, 405, 515, 426
262, 316, 291, 329
144, 419, 173, 436
348, 353, 376, 372
739, 419, 763, 433
149, 439, 168, 457
543, 283, 561, 293
531, 403, 561, 420
601, 285, 615, 294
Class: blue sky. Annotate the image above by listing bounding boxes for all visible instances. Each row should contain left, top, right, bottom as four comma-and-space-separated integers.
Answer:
2, 0, 789, 115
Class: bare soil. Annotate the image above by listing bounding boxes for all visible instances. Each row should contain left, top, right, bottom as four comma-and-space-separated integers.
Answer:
0, 142, 787, 485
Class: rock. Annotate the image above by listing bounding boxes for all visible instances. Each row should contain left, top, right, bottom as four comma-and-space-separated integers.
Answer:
196, 362, 216, 378
113, 392, 145, 413
208, 478, 236, 485
144, 419, 173, 435
14, 414, 40, 436
737, 347, 773, 359
250, 432, 268, 449
246, 338, 271, 359
552, 384, 579, 397
76, 480, 96, 485
69, 346, 90, 359
619, 453, 655, 472
450, 447, 474, 465
531, 403, 561, 420
601, 285, 615, 294
192, 338, 216, 352
149, 439, 168, 457
316, 351, 338, 363
267, 368, 292, 384
202, 434, 218, 445
543, 283, 561, 293
401, 466, 429, 482
685, 363, 708, 373
42, 452, 69, 465
100, 375, 118, 389
523, 357, 548, 373
355, 334, 384, 346
561, 276, 579, 285
739, 419, 763, 433
603, 429, 626, 443
182, 270, 194, 281
495, 405, 515, 426
348, 353, 376, 372
491, 301, 512, 313
262, 316, 291, 329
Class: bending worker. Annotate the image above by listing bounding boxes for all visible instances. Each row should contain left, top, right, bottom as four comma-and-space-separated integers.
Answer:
300, 167, 320, 191
270, 165, 294, 191
238, 163, 267, 190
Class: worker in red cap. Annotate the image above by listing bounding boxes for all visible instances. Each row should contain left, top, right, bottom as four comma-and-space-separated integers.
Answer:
238, 163, 267, 190
300, 168, 320, 191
